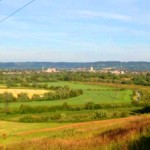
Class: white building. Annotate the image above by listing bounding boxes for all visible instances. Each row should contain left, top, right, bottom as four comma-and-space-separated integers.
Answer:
44, 68, 57, 73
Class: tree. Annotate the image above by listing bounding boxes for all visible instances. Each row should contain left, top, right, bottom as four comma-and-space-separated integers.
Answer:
17, 93, 30, 102
32, 94, 41, 101
2, 92, 14, 112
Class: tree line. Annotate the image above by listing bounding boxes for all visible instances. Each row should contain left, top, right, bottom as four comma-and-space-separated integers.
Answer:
0, 71, 149, 88
0, 86, 83, 103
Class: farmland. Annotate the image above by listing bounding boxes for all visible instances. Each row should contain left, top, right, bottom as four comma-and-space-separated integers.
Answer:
0, 72, 149, 149
0, 88, 49, 98
0, 81, 132, 108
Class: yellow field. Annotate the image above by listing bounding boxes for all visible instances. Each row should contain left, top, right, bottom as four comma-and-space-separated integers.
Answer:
0, 89, 49, 98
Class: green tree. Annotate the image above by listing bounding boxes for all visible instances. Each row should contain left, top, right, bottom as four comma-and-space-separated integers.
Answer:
32, 94, 41, 101
17, 93, 30, 102
2, 92, 15, 112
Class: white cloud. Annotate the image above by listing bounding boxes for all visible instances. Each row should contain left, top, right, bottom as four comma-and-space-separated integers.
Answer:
74, 10, 131, 22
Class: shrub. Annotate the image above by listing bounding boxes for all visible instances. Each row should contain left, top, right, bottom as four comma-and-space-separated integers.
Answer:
85, 102, 95, 110
31, 94, 42, 101
120, 111, 129, 117
17, 93, 30, 102
19, 115, 34, 122
19, 105, 33, 114
62, 102, 70, 110
51, 113, 67, 121
94, 104, 102, 109
92, 110, 109, 119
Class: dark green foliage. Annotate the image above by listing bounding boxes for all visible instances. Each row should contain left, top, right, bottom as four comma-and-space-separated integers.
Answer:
85, 102, 95, 110
0, 92, 15, 103
128, 134, 150, 150
92, 110, 109, 119
42, 87, 83, 101
0, 71, 149, 90
19, 105, 34, 114
132, 73, 150, 86
0, 85, 83, 103
62, 102, 70, 110
17, 93, 30, 102
31, 94, 41, 101
132, 106, 150, 114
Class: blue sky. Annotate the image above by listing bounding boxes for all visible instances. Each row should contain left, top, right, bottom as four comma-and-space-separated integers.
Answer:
0, 0, 150, 62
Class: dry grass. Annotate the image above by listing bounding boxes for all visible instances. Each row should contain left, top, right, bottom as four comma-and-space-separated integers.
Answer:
16, 115, 148, 136
0, 89, 49, 98
4, 115, 150, 150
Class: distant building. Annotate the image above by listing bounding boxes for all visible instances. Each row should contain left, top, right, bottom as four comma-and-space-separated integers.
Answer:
44, 68, 57, 73
100, 67, 113, 73
100, 67, 127, 75
111, 70, 125, 75
90, 66, 94, 72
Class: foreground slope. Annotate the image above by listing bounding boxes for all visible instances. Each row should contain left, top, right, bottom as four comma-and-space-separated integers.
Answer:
1, 115, 150, 150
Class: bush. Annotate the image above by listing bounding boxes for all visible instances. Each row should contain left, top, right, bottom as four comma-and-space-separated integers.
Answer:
85, 102, 95, 110
17, 93, 30, 102
51, 113, 67, 121
94, 104, 102, 109
61, 102, 70, 110
120, 111, 129, 117
92, 110, 109, 119
19, 105, 33, 114
19, 115, 34, 122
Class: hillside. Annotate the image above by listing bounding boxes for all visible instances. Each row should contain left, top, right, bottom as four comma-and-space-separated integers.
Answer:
1, 115, 150, 150
0, 61, 150, 71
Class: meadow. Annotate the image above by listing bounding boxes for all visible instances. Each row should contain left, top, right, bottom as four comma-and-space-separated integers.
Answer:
0, 81, 132, 108
0, 80, 149, 150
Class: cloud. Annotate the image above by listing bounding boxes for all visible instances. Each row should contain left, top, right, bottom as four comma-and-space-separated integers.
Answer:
74, 10, 131, 22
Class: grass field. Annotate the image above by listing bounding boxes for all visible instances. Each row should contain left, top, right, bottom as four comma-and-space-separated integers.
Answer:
0, 81, 149, 150
0, 121, 67, 145
2, 90, 132, 108
43, 81, 114, 90
0, 82, 132, 108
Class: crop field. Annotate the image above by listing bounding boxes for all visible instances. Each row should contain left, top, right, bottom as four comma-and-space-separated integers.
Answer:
0, 89, 49, 98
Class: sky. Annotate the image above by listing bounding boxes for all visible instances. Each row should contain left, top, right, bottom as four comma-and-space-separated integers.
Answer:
0, 0, 150, 62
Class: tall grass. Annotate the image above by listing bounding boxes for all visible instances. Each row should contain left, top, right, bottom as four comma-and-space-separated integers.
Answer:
4, 116, 150, 150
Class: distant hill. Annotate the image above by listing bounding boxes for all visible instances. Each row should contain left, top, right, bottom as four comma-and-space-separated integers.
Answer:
0, 61, 150, 71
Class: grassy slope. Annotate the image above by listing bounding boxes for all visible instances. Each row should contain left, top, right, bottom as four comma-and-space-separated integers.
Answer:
1, 115, 150, 149
0, 121, 68, 145
0, 82, 149, 149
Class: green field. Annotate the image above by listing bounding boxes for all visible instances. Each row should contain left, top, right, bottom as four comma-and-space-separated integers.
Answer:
0, 82, 133, 108
0, 81, 149, 150
5, 90, 132, 108
0, 121, 67, 145
43, 81, 113, 90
